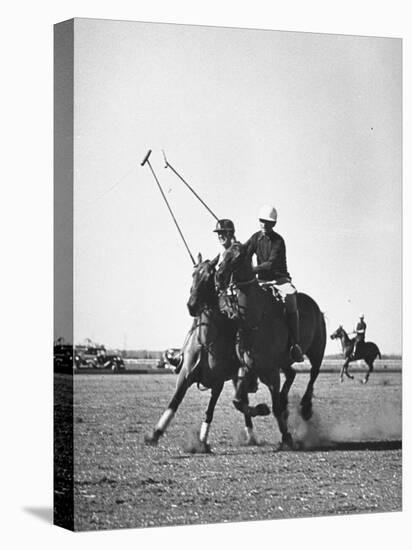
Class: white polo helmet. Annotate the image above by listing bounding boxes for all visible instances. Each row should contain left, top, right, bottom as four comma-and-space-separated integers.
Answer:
258, 204, 277, 223
359, 313, 364, 318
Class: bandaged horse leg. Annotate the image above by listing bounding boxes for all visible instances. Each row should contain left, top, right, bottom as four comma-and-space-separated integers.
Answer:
284, 293, 304, 363
197, 381, 224, 452
242, 401, 259, 445
231, 380, 259, 445
244, 423, 259, 445
144, 369, 189, 445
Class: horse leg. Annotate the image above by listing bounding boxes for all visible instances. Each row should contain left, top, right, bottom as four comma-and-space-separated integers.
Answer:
339, 361, 345, 383
268, 373, 294, 450
144, 368, 189, 445
232, 359, 270, 418
362, 359, 373, 384
231, 380, 258, 445
340, 358, 352, 381
197, 380, 224, 453
280, 363, 296, 420
345, 360, 354, 380
300, 344, 324, 420
243, 415, 259, 445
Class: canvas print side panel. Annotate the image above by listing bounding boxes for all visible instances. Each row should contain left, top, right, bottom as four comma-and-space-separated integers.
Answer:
54, 18, 74, 531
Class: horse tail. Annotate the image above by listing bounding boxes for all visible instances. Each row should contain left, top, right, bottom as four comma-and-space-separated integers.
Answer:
319, 311, 327, 351
369, 342, 381, 359
305, 305, 327, 368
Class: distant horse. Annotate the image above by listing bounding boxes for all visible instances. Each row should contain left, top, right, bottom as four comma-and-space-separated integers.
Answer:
144, 254, 267, 452
215, 241, 326, 449
330, 325, 381, 384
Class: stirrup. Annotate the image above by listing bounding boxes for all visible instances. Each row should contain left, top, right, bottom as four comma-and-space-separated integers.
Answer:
290, 344, 304, 363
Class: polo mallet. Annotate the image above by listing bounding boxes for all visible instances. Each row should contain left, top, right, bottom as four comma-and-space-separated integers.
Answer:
141, 149, 196, 265
162, 150, 219, 221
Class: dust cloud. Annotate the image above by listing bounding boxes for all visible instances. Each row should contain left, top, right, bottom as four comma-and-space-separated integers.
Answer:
287, 393, 401, 450
183, 429, 211, 454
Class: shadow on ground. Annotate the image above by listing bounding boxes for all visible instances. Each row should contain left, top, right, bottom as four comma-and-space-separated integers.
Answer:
23, 506, 53, 524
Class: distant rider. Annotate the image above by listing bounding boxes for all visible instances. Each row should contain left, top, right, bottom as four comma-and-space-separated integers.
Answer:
352, 314, 366, 358
243, 205, 304, 363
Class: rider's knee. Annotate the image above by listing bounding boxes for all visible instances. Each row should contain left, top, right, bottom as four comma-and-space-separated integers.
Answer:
285, 293, 298, 314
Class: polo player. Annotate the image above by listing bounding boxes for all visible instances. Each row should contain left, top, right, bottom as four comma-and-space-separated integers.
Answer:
352, 313, 366, 358
243, 205, 304, 363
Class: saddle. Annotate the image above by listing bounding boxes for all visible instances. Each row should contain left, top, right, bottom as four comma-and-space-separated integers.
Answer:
218, 280, 287, 320
259, 282, 285, 304
351, 340, 364, 359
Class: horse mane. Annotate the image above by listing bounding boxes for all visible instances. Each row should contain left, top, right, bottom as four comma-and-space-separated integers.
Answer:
224, 241, 255, 282
338, 326, 353, 344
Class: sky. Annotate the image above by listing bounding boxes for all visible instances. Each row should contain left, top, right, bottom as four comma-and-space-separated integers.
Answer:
66, 18, 401, 354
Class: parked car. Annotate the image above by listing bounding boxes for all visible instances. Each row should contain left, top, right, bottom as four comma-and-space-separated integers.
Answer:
157, 348, 182, 371
54, 344, 75, 372
74, 345, 125, 371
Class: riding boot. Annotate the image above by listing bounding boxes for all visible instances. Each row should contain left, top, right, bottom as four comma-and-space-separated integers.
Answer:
287, 311, 304, 363
352, 344, 357, 360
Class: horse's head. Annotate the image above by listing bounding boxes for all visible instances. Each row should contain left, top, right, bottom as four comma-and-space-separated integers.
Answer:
187, 253, 219, 317
215, 241, 249, 291
330, 325, 344, 340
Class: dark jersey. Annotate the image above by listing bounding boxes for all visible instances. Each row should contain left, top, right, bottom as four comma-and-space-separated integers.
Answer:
244, 230, 290, 282
355, 320, 366, 341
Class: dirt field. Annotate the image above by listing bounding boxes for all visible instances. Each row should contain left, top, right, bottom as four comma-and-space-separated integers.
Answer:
67, 370, 402, 531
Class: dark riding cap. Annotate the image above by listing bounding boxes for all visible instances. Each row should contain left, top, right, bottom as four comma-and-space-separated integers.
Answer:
213, 219, 235, 233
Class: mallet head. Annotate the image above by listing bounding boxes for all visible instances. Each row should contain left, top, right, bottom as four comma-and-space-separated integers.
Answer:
162, 149, 169, 168
141, 149, 152, 166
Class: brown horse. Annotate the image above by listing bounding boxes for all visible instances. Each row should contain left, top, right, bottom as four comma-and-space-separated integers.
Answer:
215, 241, 327, 448
144, 254, 267, 452
330, 325, 381, 384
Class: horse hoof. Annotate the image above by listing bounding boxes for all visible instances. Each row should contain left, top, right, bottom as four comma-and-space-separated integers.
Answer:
185, 439, 212, 454
245, 434, 260, 446
251, 403, 271, 417
339, 378, 344, 383
300, 404, 312, 421
144, 431, 160, 446
196, 441, 212, 454
277, 434, 295, 451
202, 442, 212, 454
